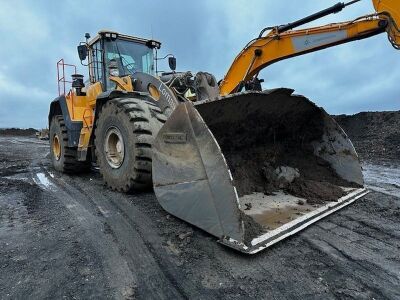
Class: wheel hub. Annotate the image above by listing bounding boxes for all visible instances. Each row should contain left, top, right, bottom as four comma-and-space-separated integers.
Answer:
104, 127, 125, 169
53, 134, 61, 161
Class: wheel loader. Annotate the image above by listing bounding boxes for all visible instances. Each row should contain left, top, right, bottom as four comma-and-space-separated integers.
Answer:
49, 0, 400, 254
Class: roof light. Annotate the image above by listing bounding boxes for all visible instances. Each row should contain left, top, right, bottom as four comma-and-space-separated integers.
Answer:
146, 40, 161, 49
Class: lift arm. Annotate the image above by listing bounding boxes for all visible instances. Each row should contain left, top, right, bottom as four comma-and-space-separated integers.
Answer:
219, 0, 400, 95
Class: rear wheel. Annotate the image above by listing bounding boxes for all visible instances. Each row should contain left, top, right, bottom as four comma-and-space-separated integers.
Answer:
94, 97, 166, 192
49, 115, 89, 173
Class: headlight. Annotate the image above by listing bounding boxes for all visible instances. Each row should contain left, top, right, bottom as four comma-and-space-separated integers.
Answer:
109, 68, 119, 77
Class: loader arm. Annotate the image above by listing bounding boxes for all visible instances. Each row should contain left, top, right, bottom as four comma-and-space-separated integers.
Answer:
220, 0, 400, 95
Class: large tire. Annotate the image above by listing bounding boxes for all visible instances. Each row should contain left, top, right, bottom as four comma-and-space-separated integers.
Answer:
49, 115, 89, 173
94, 97, 166, 192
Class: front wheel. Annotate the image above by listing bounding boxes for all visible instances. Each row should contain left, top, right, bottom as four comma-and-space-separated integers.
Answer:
94, 97, 166, 192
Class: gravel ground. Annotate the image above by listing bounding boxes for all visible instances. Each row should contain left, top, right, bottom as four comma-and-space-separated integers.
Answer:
0, 135, 399, 299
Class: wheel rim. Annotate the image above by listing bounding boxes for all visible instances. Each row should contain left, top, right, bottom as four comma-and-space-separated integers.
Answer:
104, 126, 125, 169
53, 134, 61, 161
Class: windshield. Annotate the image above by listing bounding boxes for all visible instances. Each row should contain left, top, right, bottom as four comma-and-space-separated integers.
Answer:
104, 38, 155, 76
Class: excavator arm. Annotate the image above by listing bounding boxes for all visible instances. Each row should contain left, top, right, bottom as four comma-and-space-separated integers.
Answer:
220, 0, 400, 95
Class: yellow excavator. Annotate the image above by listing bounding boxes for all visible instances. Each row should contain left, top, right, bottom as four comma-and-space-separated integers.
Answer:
49, 0, 399, 254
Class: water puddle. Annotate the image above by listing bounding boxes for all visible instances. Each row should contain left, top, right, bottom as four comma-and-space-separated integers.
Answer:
362, 163, 400, 198
33, 172, 55, 190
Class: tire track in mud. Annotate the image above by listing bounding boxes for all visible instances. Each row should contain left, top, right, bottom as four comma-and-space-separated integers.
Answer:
32, 168, 138, 299
104, 198, 202, 299
46, 170, 251, 299
302, 237, 390, 300
43, 169, 207, 299
306, 227, 400, 284
300, 201, 400, 299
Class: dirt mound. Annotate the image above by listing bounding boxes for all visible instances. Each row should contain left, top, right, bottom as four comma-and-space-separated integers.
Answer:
286, 179, 346, 204
335, 111, 400, 162
0, 128, 38, 136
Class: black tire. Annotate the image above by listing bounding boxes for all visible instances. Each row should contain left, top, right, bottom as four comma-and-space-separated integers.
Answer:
49, 115, 89, 173
94, 97, 166, 192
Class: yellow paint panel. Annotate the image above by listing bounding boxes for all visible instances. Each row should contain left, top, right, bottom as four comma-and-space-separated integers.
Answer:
66, 93, 87, 121
86, 82, 103, 107
373, 0, 400, 48
374, 0, 400, 25
110, 75, 134, 91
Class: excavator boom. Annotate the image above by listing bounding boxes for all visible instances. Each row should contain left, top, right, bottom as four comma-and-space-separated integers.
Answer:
220, 0, 400, 95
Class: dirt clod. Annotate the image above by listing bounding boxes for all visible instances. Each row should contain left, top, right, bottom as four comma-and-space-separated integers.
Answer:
244, 203, 252, 210
178, 231, 193, 240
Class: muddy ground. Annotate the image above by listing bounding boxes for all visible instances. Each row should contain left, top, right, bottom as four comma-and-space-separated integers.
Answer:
1, 111, 400, 299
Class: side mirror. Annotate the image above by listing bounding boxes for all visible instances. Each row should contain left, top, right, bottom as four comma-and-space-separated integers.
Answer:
77, 45, 88, 61
168, 56, 176, 71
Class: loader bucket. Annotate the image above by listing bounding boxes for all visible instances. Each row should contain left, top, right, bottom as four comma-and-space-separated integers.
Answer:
152, 89, 368, 254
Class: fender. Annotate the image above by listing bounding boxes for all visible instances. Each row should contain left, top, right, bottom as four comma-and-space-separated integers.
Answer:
76, 89, 154, 161
48, 96, 82, 147
93, 89, 151, 126
130, 72, 180, 117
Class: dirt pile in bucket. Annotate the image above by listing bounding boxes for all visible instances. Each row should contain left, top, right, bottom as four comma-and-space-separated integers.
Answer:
196, 90, 360, 205
224, 144, 354, 205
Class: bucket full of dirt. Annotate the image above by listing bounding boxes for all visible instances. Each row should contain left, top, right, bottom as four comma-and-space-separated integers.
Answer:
152, 88, 368, 254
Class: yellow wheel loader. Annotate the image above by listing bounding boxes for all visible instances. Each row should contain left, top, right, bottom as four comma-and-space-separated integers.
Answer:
49, 0, 400, 254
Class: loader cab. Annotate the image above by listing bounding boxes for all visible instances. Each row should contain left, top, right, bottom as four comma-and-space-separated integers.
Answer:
84, 31, 161, 91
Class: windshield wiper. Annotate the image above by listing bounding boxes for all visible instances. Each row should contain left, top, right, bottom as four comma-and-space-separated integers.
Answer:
114, 40, 132, 76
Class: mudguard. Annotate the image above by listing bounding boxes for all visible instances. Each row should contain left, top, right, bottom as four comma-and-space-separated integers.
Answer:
48, 96, 82, 147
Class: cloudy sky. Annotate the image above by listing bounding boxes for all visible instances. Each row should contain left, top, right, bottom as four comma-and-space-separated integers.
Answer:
0, 0, 398, 128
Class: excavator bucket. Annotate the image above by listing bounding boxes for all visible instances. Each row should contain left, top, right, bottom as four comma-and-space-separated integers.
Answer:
152, 89, 368, 254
